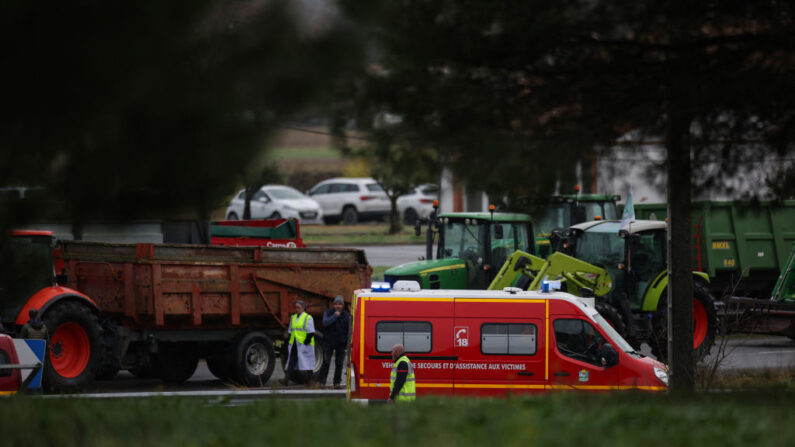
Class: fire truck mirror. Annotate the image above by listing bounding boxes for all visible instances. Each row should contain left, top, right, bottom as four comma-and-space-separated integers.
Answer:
600, 343, 618, 367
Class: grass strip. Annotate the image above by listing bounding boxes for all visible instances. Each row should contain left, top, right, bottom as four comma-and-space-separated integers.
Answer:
2, 392, 794, 446
302, 223, 424, 246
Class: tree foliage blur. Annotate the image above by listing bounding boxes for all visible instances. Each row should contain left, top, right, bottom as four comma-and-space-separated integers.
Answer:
342, 0, 794, 390
0, 0, 366, 228
343, 0, 794, 202
242, 162, 283, 220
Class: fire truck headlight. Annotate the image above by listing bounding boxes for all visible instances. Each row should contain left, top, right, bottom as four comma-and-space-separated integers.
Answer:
654, 366, 669, 386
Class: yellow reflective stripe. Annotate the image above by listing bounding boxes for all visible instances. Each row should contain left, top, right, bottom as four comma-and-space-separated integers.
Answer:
360, 382, 664, 391
455, 383, 545, 389
456, 299, 546, 304
545, 299, 549, 381
359, 298, 365, 376
419, 264, 466, 276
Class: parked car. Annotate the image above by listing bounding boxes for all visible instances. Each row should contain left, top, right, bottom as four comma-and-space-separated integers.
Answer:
225, 185, 323, 224
307, 178, 390, 224
397, 184, 439, 224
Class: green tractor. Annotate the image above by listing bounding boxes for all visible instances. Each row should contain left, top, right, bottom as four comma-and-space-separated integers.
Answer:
384, 207, 535, 289
489, 219, 718, 361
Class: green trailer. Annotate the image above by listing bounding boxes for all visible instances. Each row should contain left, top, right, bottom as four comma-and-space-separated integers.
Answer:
725, 243, 795, 338
633, 200, 795, 298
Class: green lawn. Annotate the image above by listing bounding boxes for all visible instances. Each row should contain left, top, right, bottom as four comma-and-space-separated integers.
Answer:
269, 147, 343, 160
302, 223, 425, 246
2, 392, 794, 446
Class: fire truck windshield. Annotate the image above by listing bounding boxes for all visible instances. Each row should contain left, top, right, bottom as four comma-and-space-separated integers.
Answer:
593, 313, 635, 354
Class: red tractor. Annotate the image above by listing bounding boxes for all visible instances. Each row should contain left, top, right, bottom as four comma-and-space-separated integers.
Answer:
0, 231, 101, 391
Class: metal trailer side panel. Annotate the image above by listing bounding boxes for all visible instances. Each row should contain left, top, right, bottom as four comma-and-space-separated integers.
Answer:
634, 200, 795, 294
59, 241, 371, 330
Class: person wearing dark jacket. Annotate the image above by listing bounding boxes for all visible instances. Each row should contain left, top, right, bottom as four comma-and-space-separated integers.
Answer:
315, 296, 350, 388
20, 308, 48, 340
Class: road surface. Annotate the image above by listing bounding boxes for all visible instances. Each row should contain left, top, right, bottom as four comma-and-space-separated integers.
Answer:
352, 245, 425, 266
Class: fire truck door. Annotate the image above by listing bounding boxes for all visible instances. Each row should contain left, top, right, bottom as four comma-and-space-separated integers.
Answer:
548, 317, 618, 390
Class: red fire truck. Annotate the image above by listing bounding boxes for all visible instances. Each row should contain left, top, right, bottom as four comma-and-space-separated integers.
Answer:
348, 282, 668, 399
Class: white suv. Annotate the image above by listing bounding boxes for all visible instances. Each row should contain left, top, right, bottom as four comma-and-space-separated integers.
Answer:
307, 178, 390, 224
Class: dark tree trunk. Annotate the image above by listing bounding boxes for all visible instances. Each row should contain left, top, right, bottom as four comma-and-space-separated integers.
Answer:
666, 108, 695, 393
388, 195, 401, 234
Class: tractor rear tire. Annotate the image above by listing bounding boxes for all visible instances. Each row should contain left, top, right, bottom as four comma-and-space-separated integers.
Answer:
650, 282, 717, 363
42, 300, 102, 392
595, 302, 628, 341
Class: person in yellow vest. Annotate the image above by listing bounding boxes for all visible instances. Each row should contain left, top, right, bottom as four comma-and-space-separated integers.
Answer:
388, 344, 415, 402
281, 300, 316, 387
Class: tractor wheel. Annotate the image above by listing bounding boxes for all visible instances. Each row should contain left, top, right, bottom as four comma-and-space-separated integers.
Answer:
228, 331, 276, 387
42, 300, 102, 392
227, 212, 239, 220
650, 282, 717, 362
270, 212, 282, 219
595, 302, 628, 340
342, 206, 359, 225
154, 343, 199, 384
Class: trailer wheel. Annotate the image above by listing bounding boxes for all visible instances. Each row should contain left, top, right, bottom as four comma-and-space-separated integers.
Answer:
279, 339, 325, 384
206, 356, 230, 381
650, 282, 717, 362
154, 343, 199, 384
229, 332, 276, 387
42, 300, 101, 392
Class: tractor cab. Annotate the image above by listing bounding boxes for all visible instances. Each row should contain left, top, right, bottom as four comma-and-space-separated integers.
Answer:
562, 221, 666, 311
535, 194, 621, 257
386, 212, 535, 289
0, 231, 57, 328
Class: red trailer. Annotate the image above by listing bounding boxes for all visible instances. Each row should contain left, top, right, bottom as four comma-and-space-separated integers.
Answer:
1, 232, 370, 391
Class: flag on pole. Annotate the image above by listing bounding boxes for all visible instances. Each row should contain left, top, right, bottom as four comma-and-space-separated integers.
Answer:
620, 186, 635, 231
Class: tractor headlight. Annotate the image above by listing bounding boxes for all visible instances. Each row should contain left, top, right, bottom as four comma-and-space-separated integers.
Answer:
654, 366, 669, 386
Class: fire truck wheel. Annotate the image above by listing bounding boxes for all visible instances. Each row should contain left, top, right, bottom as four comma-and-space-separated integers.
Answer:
42, 300, 102, 392
229, 332, 276, 387
154, 343, 199, 384
650, 282, 717, 362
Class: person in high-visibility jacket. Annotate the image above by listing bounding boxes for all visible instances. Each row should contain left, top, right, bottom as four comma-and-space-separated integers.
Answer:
388, 344, 415, 402
282, 300, 316, 387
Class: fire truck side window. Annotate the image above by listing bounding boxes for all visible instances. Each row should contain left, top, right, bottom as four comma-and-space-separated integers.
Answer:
481, 323, 537, 355
375, 321, 432, 353
553, 319, 606, 366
